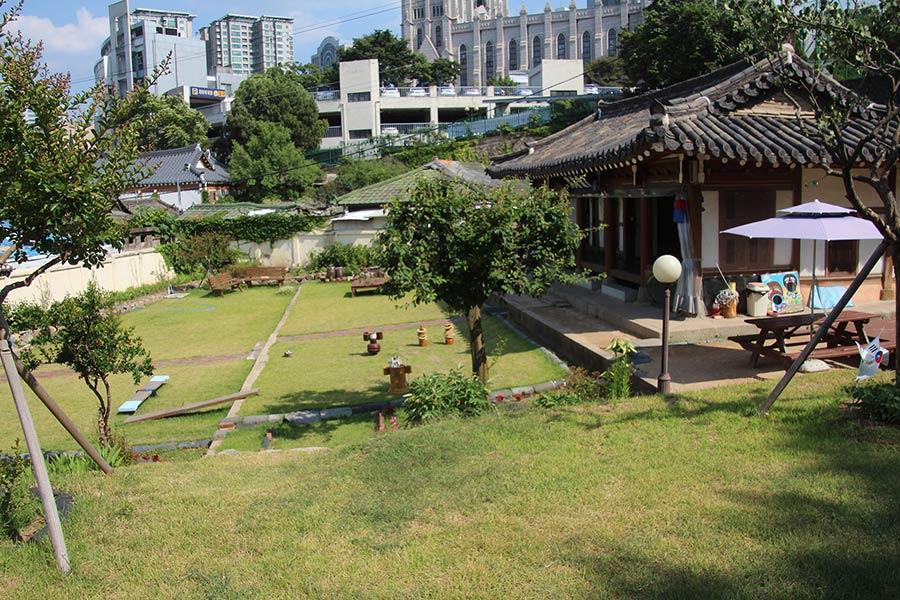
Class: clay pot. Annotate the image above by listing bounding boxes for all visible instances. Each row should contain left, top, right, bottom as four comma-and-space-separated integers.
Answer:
443, 323, 454, 345
367, 341, 381, 355
417, 326, 428, 347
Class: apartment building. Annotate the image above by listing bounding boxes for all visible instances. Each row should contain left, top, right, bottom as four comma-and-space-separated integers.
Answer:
202, 14, 294, 78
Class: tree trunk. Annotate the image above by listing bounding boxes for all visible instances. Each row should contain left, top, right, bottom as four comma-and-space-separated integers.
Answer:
466, 305, 489, 382
97, 378, 113, 448
893, 245, 900, 387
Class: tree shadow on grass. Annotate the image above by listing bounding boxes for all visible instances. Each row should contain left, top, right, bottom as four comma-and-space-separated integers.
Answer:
258, 383, 395, 414
271, 413, 375, 446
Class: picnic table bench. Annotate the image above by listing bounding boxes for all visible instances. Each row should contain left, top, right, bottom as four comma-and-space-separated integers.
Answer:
209, 272, 241, 296
350, 276, 389, 297
233, 266, 289, 286
733, 310, 881, 368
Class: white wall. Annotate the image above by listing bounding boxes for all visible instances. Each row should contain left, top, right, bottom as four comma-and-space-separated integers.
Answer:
701, 190, 719, 269
5, 249, 171, 305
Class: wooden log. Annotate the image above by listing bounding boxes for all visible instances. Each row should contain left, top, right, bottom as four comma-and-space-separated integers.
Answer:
123, 389, 260, 424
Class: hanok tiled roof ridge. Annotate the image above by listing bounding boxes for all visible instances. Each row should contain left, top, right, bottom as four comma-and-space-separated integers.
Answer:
133, 143, 230, 188
488, 48, 892, 179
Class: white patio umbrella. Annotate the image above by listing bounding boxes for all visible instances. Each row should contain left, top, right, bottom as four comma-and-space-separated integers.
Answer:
721, 199, 883, 316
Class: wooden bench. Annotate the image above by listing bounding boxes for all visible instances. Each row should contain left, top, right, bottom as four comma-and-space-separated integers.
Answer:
233, 266, 288, 286
209, 272, 239, 296
351, 276, 389, 297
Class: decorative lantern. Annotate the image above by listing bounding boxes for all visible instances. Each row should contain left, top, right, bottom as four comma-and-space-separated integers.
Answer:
363, 331, 383, 355
417, 326, 428, 347
443, 323, 454, 345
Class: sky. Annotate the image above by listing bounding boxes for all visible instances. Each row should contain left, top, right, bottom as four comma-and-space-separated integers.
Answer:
10, 0, 562, 91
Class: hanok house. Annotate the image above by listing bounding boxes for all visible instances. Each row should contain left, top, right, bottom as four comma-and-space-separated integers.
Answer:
489, 47, 898, 313
122, 143, 230, 212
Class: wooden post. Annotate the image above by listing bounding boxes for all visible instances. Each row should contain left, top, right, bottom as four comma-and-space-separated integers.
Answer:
759, 239, 889, 413
0, 338, 70, 573
12, 353, 113, 475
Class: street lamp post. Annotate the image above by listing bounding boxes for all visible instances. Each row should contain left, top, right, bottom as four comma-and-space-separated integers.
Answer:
652, 255, 682, 395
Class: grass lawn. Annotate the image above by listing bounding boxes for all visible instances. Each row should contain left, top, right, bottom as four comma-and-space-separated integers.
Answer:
219, 415, 377, 452
0, 360, 251, 451
121, 286, 294, 360
280, 280, 449, 336
2, 371, 898, 598
239, 316, 565, 415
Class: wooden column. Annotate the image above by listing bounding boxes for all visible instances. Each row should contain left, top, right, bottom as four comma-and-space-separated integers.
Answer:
640, 196, 652, 283
604, 196, 616, 274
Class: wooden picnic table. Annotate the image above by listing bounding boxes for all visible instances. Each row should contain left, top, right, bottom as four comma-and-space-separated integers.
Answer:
739, 310, 879, 368
350, 276, 389, 297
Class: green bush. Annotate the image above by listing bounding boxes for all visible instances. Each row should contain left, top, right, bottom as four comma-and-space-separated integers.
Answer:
159, 232, 243, 276
306, 243, 378, 275
403, 370, 491, 424
0, 442, 38, 541
846, 383, 900, 424
566, 367, 605, 402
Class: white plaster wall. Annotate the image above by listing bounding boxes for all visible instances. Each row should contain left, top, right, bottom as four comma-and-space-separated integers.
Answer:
774, 190, 793, 265
701, 190, 719, 269
5, 249, 171, 305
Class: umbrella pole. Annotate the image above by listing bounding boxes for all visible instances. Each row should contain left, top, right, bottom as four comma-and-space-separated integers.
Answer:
760, 239, 889, 413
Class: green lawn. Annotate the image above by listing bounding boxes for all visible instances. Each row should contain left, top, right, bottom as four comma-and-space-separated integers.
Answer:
280, 280, 449, 336
239, 316, 565, 415
121, 286, 294, 360
3, 372, 898, 598
0, 360, 251, 451
219, 415, 377, 452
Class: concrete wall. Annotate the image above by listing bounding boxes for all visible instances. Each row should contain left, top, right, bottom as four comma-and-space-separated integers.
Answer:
5, 248, 171, 305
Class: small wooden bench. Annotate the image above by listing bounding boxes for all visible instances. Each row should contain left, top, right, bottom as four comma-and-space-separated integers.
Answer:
233, 266, 288, 287
209, 272, 240, 296
351, 276, 389, 297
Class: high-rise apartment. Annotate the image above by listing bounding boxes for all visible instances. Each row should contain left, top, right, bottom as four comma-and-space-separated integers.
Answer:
202, 14, 294, 78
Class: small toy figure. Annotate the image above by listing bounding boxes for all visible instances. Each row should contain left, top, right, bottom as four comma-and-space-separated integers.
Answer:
363, 331, 383, 355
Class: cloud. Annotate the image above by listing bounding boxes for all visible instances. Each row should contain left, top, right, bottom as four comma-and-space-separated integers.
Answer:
12, 8, 108, 55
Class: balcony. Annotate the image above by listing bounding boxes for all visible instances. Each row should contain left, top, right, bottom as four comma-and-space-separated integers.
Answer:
324, 126, 342, 138
380, 123, 430, 136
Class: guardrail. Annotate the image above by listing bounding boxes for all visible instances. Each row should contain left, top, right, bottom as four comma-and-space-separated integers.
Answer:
324, 126, 342, 138
380, 123, 430, 135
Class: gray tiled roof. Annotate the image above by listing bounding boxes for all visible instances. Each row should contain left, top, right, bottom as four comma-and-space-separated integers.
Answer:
489, 50, 893, 179
134, 144, 230, 188
336, 159, 500, 206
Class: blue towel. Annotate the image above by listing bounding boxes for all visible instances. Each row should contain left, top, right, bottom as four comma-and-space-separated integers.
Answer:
809, 285, 854, 310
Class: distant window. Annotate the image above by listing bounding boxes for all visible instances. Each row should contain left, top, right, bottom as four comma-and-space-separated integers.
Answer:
608, 28, 618, 56
459, 44, 468, 86
557, 33, 567, 59
582, 31, 592, 61
509, 39, 518, 71
347, 91, 371, 103
485, 41, 494, 77
719, 190, 776, 272
532, 36, 542, 66
435, 25, 442, 48
349, 129, 372, 140
827, 240, 858, 275
417, 28, 423, 49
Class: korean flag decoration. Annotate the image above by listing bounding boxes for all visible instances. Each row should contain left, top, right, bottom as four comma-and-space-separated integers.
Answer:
856, 337, 889, 381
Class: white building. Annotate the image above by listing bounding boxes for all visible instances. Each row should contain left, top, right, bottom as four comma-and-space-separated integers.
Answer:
317, 58, 592, 149
401, 0, 650, 86
97, 1, 208, 96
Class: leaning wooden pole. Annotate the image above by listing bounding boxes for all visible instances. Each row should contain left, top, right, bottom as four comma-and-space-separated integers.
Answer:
12, 352, 113, 475
759, 239, 890, 414
0, 337, 70, 573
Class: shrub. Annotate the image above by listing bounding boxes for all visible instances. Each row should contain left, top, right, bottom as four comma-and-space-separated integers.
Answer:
603, 339, 637, 400
404, 370, 490, 424
306, 243, 378, 276
159, 232, 242, 277
533, 390, 583, 408
566, 367, 605, 402
0, 442, 38, 541
846, 383, 900, 424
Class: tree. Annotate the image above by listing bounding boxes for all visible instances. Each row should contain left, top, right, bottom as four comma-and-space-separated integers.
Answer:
744, 0, 899, 384
222, 67, 327, 160
377, 178, 581, 381
486, 74, 517, 87
20, 283, 153, 447
338, 30, 430, 85
229, 122, 322, 202
620, 0, 759, 89
290, 62, 324, 91
584, 57, 627, 86
114, 93, 209, 151
333, 158, 410, 195
428, 58, 462, 85
0, 3, 147, 309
